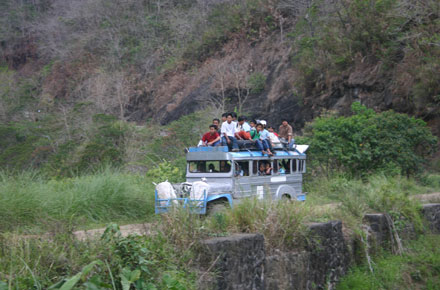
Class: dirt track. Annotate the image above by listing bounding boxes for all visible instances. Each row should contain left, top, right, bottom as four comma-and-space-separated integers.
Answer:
73, 223, 154, 241
71, 193, 440, 240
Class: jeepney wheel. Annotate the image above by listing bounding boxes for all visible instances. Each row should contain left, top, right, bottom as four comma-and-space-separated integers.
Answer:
207, 199, 229, 215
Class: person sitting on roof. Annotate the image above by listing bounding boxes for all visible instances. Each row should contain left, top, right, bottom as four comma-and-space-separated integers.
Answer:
267, 126, 282, 148
259, 120, 276, 155
235, 116, 252, 140
213, 118, 221, 135
249, 119, 257, 132
200, 124, 221, 146
251, 123, 273, 156
279, 119, 295, 149
221, 113, 239, 152
221, 113, 228, 123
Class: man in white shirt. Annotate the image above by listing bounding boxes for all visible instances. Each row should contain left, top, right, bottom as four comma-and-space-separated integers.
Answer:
221, 113, 239, 151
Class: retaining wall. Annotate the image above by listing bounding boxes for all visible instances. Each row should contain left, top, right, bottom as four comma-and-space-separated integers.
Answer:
198, 203, 440, 290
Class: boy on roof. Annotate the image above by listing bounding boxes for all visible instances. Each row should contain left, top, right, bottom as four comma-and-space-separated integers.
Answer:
235, 116, 251, 140
213, 118, 221, 135
221, 113, 228, 123
202, 124, 221, 146
258, 120, 275, 155
251, 123, 273, 156
221, 113, 239, 151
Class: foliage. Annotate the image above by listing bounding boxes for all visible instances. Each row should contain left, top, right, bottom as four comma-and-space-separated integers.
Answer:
146, 160, 184, 184
0, 169, 155, 232
298, 102, 437, 177
0, 224, 195, 289
337, 235, 440, 290
304, 173, 438, 232
291, 0, 440, 115
247, 72, 267, 94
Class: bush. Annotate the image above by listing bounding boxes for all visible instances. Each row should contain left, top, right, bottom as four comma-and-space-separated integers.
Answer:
248, 72, 266, 94
299, 102, 437, 177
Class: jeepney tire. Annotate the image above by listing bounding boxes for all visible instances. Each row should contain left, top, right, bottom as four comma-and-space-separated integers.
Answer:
207, 200, 229, 215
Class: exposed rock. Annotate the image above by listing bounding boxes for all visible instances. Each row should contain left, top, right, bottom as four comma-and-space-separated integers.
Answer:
305, 221, 351, 289
198, 233, 265, 290
264, 251, 310, 290
363, 213, 392, 252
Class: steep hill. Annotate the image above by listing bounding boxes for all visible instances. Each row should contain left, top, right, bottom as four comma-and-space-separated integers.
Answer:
0, 0, 439, 172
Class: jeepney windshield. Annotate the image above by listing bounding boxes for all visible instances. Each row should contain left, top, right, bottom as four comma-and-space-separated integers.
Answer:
188, 161, 232, 173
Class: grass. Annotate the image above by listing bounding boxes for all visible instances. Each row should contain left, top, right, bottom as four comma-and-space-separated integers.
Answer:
0, 169, 156, 233
337, 234, 440, 290
0, 225, 196, 289
0, 171, 439, 287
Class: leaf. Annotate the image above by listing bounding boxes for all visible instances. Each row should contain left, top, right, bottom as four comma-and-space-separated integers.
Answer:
59, 272, 82, 290
129, 269, 141, 282
57, 260, 103, 290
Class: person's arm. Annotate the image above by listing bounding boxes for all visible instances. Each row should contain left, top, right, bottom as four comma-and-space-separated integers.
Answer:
208, 135, 221, 145
221, 123, 230, 144
202, 134, 208, 145
224, 132, 230, 143
287, 125, 293, 143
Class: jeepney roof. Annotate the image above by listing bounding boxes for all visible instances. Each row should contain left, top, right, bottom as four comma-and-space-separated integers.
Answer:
186, 145, 308, 161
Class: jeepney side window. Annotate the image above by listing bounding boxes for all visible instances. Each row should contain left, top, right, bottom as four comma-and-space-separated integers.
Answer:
235, 161, 250, 176
298, 160, 305, 172
252, 161, 258, 175
291, 159, 297, 173
219, 161, 232, 173
188, 161, 231, 173
298, 160, 303, 172
278, 159, 291, 174
273, 160, 279, 174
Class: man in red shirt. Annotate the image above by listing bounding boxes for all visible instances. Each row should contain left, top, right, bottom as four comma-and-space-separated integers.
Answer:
202, 125, 221, 146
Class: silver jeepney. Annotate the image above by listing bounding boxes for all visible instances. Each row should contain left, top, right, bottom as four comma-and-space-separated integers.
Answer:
155, 145, 308, 214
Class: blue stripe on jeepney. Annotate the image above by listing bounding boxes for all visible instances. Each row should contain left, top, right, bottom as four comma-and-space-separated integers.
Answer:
207, 194, 234, 208
230, 151, 303, 158
296, 194, 306, 201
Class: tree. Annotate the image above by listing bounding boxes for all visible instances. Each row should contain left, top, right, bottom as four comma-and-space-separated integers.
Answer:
300, 102, 438, 177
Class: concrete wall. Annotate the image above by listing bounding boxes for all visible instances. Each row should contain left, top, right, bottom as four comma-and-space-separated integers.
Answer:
197, 204, 440, 290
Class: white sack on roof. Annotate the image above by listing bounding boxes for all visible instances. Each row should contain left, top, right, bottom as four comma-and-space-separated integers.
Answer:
156, 181, 178, 205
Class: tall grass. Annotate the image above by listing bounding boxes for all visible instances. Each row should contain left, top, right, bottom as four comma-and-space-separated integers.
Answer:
0, 169, 155, 232
337, 235, 440, 289
304, 174, 440, 230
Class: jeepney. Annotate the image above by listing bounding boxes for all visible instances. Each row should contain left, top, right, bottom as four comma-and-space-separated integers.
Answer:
155, 144, 308, 214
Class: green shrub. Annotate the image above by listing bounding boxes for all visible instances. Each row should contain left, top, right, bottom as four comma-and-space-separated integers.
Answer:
146, 160, 184, 183
248, 72, 266, 94
299, 102, 437, 177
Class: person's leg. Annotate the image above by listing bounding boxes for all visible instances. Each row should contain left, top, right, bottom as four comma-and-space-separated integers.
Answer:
264, 139, 273, 151
288, 138, 295, 149
221, 136, 228, 146
230, 136, 239, 150
254, 140, 264, 151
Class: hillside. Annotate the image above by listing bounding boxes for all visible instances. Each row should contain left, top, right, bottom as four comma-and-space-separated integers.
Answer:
1, 0, 439, 172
